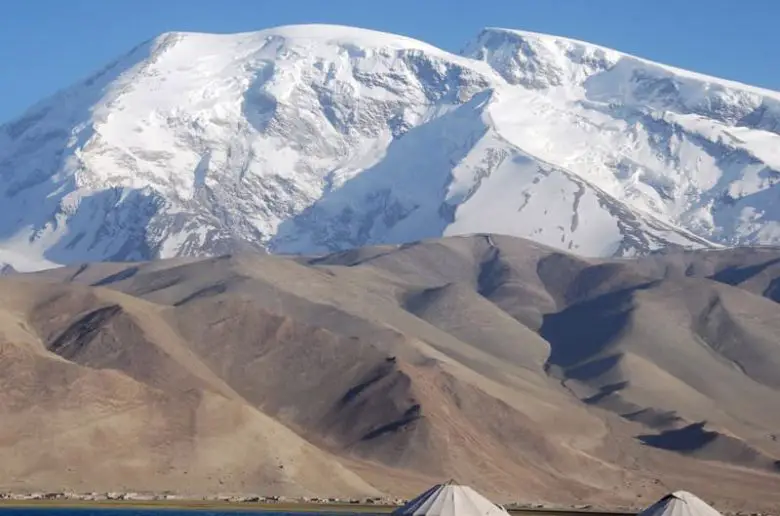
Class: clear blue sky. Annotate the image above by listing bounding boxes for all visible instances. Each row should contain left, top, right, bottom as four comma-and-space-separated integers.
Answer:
1, 0, 778, 124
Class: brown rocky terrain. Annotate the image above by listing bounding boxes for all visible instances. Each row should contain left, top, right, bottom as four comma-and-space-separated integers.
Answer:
1, 235, 779, 511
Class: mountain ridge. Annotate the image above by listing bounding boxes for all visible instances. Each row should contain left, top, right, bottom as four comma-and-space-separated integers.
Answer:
3, 233, 780, 510
2, 24, 780, 271
471, 27, 780, 95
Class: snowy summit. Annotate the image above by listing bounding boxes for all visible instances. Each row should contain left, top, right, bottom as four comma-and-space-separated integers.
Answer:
2, 24, 780, 270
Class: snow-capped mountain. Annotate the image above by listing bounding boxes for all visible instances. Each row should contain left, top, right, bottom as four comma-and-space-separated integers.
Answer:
2, 24, 780, 271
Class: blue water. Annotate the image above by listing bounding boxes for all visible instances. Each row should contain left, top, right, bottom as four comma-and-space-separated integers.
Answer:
0, 511, 375, 516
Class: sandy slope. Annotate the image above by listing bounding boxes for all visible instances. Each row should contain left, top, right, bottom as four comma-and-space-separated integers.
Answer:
2, 235, 780, 510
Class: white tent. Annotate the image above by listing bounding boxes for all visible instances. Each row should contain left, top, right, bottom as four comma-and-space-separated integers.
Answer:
638, 491, 722, 516
392, 480, 510, 516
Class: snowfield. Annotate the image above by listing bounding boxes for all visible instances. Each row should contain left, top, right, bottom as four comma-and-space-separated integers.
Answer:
1, 24, 779, 270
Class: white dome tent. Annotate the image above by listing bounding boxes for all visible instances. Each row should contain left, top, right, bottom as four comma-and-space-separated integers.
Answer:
392, 480, 510, 516
638, 491, 723, 516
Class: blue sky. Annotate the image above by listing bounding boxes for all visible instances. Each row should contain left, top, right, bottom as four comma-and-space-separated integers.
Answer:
1, 0, 778, 124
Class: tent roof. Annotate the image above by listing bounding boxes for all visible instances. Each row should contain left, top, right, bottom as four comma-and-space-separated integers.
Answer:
392, 481, 509, 516
638, 491, 722, 516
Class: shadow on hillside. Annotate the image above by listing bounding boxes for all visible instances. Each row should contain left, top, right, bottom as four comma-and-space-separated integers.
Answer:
540, 282, 656, 375
639, 421, 780, 472
710, 257, 780, 287
266, 91, 495, 254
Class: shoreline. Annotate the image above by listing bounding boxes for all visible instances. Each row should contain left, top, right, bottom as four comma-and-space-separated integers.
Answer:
0, 500, 636, 516
0, 498, 636, 516
0, 500, 391, 512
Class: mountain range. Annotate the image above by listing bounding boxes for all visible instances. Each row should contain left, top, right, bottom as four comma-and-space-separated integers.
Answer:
2, 24, 780, 510
2, 234, 780, 511
2, 24, 780, 271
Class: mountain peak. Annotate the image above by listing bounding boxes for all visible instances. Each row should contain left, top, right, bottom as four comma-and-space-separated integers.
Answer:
463, 27, 621, 89
467, 27, 780, 99
1, 25, 780, 271
149, 24, 453, 56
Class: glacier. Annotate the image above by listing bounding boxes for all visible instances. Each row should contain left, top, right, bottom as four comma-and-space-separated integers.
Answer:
2, 24, 780, 271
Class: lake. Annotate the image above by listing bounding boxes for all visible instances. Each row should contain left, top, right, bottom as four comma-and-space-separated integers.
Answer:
0, 510, 378, 516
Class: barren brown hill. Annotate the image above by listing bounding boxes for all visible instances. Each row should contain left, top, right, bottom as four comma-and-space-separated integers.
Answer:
2, 235, 780, 511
